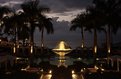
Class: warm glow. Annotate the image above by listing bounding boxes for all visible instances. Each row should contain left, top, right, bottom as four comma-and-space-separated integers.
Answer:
30, 46, 33, 54
94, 65, 99, 70
40, 69, 43, 72
72, 70, 75, 74
53, 41, 71, 51
13, 44, 16, 53
81, 69, 84, 72
53, 41, 71, 56
101, 68, 105, 71
40, 74, 52, 79
59, 41, 65, 49
59, 59, 65, 63
72, 74, 77, 79
108, 48, 110, 53
17, 45, 19, 48
81, 44, 84, 48
49, 70, 52, 74
94, 46, 97, 53
0, 39, 1, 42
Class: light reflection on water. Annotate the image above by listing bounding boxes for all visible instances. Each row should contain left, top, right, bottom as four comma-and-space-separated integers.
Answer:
50, 56, 74, 67
33, 55, 93, 67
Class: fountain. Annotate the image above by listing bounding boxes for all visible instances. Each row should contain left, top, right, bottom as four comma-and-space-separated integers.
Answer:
53, 41, 72, 67
53, 41, 72, 57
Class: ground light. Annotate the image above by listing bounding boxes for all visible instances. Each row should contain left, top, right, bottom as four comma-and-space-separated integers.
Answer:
72, 70, 77, 79
94, 46, 97, 53
30, 45, 33, 54
40, 70, 52, 79
13, 44, 16, 53
49, 70, 52, 74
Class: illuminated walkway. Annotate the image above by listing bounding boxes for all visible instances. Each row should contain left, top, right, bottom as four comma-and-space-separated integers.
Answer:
40, 68, 85, 79
40, 74, 52, 79
40, 73, 85, 79
72, 73, 85, 79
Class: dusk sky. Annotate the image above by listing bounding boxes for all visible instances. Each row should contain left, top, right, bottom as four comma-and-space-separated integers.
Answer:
0, 0, 121, 48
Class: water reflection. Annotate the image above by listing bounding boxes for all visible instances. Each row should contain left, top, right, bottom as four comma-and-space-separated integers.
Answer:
52, 41, 72, 67
50, 56, 74, 67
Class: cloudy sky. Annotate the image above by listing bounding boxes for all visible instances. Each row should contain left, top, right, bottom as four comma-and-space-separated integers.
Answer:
1, 0, 121, 48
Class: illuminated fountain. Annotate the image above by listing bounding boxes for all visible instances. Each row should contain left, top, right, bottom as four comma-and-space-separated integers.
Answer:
53, 41, 72, 67
53, 41, 72, 57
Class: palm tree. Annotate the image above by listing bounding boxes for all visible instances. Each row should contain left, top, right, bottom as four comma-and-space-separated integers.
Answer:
0, 6, 11, 36
3, 11, 29, 53
79, 6, 105, 65
70, 13, 86, 49
37, 15, 54, 48
21, 0, 50, 46
92, 0, 121, 62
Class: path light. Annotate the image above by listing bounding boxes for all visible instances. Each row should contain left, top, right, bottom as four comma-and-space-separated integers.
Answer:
81, 69, 84, 72
49, 70, 52, 74
13, 44, 16, 53
30, 45, 33, 54
81, 43, 84, 48
108, 47, 110, 54
72, 70, 75, 74
94, 65, 99, 70
94, 46, 97, 53
40, 69, 43, 72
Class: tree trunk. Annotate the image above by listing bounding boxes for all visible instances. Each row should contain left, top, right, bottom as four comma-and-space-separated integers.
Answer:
30, 30, 34, 54
81, 27, 85, 58
107, 25, 111, 64
93, 28, 97, 65
81, 27, 84, 48
41, 28, 44, 53
41, 28, 44, 48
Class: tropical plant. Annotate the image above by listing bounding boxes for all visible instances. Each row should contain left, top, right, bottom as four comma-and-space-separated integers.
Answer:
21, 0, 50, 47
70, 13, 86, 49
92, 0, 121, 58
0, 6, 11, 36
37, 15, 54, 48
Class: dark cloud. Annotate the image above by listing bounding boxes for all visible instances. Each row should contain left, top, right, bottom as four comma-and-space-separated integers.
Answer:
38, 0, 93, 12
0, 0, 92, 12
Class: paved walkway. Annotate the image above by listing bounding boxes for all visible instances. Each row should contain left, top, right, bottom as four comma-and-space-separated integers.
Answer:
40, 66, 85, 79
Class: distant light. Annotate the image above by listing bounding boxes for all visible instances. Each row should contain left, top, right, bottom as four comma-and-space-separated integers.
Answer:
101, 68, 105, 71
72, 74, 77, 79
72, 70, 75, 74
81, 69, 84, 72
40, 69, 43, 72
47, 74, 52, 79
16, 57, 21, 60
108, 48, 110, 53
13, 44, 16, 53
77, 57, 82, 61
94, 46, 97, 53
94, 65, 99, 70
17, 45, 19, 48
30, 45, 33, 54
49, 70, 52, 74
81, 44, 84, 48
96, 58, 99, 61
21, 68, 27, 71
